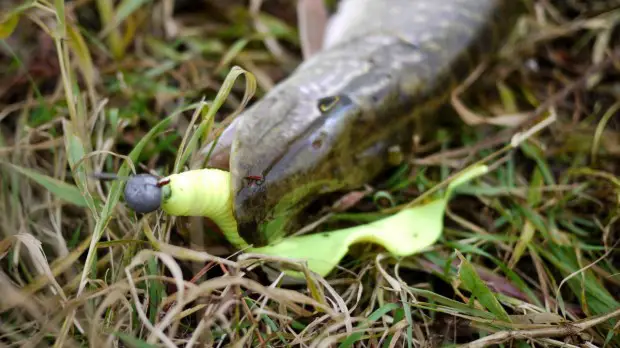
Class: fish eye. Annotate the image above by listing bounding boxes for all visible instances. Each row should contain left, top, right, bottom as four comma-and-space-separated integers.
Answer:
317, 94, 356, 114
124, 174, 162, 213
317, 95, 341, 112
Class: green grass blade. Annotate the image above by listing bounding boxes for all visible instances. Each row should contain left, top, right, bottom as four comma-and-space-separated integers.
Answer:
456, 251, 512, 323
63, 121, 99, 216
66, 22, 96, 94
114, 0, 152, 26
54, 0, 66, 37
0, 161, 88, 208
0, 12, 20, 39
178, 65, 257, 171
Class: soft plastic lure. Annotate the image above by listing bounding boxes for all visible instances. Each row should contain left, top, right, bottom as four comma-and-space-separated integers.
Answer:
123, 165, 489, 277
124, 169, 250, 250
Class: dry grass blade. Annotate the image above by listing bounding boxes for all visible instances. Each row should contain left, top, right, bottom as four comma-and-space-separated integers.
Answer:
451, 62, 529, 127
460, 307, 620, 348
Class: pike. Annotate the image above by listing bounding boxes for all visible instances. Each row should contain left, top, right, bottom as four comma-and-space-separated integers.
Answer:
201, 0, 525, 247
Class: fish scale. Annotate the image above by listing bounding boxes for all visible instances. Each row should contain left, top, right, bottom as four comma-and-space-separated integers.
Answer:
223, 0, 525, 246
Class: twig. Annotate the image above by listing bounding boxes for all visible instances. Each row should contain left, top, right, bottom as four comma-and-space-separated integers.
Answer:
460, 306, 620, 348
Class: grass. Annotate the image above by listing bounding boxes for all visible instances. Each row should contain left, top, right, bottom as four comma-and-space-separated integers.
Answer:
1, 0, 620, 347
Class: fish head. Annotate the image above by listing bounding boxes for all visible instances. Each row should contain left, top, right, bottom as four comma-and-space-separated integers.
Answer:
229, 89, 372, 246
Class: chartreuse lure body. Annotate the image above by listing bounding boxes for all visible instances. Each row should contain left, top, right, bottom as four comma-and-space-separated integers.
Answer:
125, 165, 489, 277
159, 169, 250, 250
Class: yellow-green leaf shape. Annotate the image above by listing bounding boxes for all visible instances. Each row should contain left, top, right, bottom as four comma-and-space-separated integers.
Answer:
250, 165, 489, 277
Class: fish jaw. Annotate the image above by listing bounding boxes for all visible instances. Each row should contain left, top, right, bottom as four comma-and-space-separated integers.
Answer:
229, 92, 372, 246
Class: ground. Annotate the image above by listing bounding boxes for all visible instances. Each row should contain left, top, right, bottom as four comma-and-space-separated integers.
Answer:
0, 0, 619, 347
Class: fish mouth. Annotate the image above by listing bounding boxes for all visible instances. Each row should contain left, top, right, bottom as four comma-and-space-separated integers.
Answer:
230, 95, 363, 247
232, 168, 341, 247
231, 115, 355, 247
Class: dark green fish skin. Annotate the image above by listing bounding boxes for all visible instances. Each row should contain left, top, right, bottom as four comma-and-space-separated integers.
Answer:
228, 0, 526, 246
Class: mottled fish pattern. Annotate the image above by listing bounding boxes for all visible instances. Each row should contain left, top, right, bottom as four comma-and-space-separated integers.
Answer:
227, 0, 525, 246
